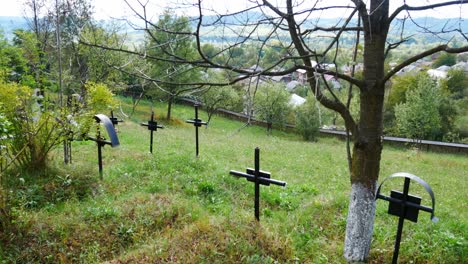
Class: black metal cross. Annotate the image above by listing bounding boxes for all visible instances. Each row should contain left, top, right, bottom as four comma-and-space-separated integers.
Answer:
376, 172, 437, 264
87, 114, 120, 180
140, 111, 164, 153
185, 104, 207, 156
230, 147, 286, 221
110, 110, 124, 127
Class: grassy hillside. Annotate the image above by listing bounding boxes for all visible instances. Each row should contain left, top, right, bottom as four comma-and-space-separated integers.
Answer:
1, 98, 466, 263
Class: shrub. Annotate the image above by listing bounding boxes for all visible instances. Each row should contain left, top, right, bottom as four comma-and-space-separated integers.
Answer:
199, 85, 241, 124
0, 82, 67, 171
295, 98, 320, 141
432, 53, 456, 68
254, 82, 292, 133
85, 82, 117, 114
395, 75, 442, 140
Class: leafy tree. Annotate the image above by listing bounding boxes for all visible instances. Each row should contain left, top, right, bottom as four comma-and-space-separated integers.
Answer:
295, 97, 320, 141
454, 98, 468, 142
432, 52, 457, 68
254, 82, 291, 133
58, 0, 94, 95
201, 43, 218, 59
262, 41, 290, 67
22, 0, 55, 91
384, 72, 424, 134
85, 82, 117, 113
387, 73, 420, 108
11, 30, 40, 85
395, 75, 441, 140
200, 85, 241, 125
0, 33, 29, 83
438, 96, 459, 142
389, 71, 463, 141
146, 10, 201, 120
78, 25, 126, 86
440, 69, 468, 100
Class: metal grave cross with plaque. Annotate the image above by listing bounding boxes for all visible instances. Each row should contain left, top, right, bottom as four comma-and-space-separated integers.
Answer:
376, 172, 438, 264
87, 114, 120, 179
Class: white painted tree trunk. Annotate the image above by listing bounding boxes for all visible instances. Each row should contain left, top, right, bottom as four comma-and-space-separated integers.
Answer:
344, 182, 377, 262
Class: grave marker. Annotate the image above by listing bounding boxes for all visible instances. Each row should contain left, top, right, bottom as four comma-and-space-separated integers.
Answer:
376, 172, 438, 264
230, 147, 286, 221
110, 110, 124, 127
185, 104, 207, 156
140, 111, 164, 153
87, 114, 120, 179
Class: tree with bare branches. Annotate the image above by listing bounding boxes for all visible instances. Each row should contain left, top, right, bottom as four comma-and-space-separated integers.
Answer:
83, 0, 468, 262
146, 9, 201, 120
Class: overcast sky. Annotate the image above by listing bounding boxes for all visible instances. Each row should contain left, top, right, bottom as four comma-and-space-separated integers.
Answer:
2, 0, 467, 19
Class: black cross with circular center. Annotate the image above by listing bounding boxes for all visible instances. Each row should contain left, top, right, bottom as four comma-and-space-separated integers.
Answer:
110, 110, 124, 127
140, 111, 164, 153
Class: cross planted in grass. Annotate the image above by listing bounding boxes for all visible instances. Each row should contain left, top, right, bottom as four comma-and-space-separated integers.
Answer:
230, 147, 286, 221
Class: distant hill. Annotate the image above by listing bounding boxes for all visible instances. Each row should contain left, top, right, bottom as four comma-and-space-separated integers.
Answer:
195, 11, 467, 31
0, 16, 28, 39
1, 14, 466, 44
193, 13, 467, 44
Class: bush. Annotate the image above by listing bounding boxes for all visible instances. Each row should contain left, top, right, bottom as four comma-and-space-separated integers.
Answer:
432, 53, 456, 68
200, 85, 241, 124
254, 82, 291, 133
85, 82, 117, 113
295, 98, 320, 141
67, 82, 119, 139
395, 75, 442, 140
0, 82, 67, 171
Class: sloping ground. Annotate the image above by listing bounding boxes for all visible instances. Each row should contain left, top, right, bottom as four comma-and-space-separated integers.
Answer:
1, 99, 466, 263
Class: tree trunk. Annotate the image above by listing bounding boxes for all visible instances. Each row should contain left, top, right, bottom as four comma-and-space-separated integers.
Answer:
344, 182, 377, 261
166, 95, 173, 121
344, 89, 385, 261
344, 1, 388, 261
207, 110, 214, 125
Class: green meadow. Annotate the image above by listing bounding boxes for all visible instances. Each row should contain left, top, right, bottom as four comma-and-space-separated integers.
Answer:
1, 98, 466, 263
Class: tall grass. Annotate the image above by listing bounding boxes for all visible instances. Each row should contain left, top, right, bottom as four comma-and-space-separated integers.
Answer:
0, 98, 466, 263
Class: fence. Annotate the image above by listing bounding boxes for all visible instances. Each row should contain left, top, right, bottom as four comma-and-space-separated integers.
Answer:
178, 98, 468, 154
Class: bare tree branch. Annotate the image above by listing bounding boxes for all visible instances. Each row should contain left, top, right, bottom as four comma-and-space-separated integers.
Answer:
384, 45, 468, 83
389, 1, 468, 23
